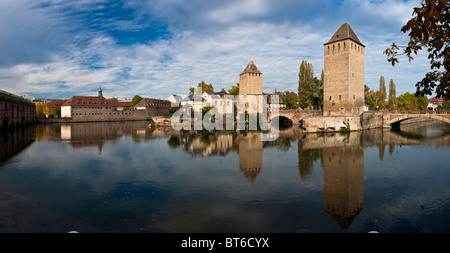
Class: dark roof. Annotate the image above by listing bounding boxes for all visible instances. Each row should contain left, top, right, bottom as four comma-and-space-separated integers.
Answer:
62, 96, 122, 107
324, 23, 364, 47
135, 98, 170, 107
240, 61, 262, 75
183, 94, 205, 102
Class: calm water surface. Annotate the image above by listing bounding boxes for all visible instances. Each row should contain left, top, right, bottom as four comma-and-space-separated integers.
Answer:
0, 120, 449, 233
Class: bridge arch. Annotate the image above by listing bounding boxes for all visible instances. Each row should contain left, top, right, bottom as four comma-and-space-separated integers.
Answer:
388, 113, 450, 129
270, 115, 294, 127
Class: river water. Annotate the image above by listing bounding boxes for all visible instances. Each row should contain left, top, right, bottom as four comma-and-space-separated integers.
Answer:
0, 120, 448, 233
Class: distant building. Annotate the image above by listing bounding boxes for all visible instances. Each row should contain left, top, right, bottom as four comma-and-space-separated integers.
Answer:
46, 99, 67, 118
427, 96, 444, 111
117, 99, 133, 111
202, 88, 234, 114
264, 93, 286, 111
323, 23, 365, 116
0, 89, 36, 128
180, 94, 205, 112
134, 98, 170, 116
60, 87, 148, 121
167, 94, 182, 104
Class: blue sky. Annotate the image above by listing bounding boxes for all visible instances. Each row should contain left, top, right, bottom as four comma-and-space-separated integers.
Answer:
0, 0, 431, 100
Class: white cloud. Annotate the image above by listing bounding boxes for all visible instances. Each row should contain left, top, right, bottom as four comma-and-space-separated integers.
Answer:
0, 0, 434, 100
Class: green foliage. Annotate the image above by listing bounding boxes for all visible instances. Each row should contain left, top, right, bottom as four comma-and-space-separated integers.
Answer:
365, 89, 386, 111
168, 104, 178, 115
383, 0, 449, 99
379, 76, 386, 98
439, 99, 450, 110
311, 72, 324, 110
228, 83, 239, 97
131, 95, 143, 107
279, 91, 298, 110
298, 60, 314, 109
190, 81, 214, 94
397, 92, 428, 111
388, 78, 397, 110
202, 106, 213, 118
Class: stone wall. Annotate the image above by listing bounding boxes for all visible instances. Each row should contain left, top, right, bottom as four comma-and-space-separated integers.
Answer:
302, 115, 363, 132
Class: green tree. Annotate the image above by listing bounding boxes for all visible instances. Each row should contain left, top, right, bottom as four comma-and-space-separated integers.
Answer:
279, 91, 299, 110
365, 88, 387, 111
189, 81, 214, 94
298, 60, 314, 109
379, 76, 386, 98
397, 92, 428, 111
228, 83, 239, 97
131, 95, 143, 107
383, 0, 449, 99
364, 84, 370, 94
439, 99, 450, 110
388, 78, 397, 110
311, 72, 324, 110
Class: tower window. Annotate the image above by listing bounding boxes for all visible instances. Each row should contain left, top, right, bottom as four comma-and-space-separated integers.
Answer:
332, 45, 335, 52
339, 95, 341, 100
338, 43, 340, 51
329, 96, 332, 100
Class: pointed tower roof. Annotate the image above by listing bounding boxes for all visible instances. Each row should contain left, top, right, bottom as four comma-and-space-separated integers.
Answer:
240, 61, 262, 75
324, 23, 364, 47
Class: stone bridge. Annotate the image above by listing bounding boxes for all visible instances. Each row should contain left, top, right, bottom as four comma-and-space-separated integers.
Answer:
382, 111, 450, 129
269, 110, 322, 124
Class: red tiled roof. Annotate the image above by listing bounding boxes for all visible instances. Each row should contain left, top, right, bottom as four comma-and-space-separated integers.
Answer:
61, 96, 122, 107
47, 99, 67, 108
119, 101, 133, 107
428, 96, 444, 105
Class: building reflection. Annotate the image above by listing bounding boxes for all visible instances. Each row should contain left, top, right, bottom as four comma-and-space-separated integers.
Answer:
237, 132, 262, 183
58, 121, 175, 149
0, 126, 35, 165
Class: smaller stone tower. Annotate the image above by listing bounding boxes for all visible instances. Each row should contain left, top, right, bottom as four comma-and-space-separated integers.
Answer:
98, 86, 102, 97
239, 61, 263, 97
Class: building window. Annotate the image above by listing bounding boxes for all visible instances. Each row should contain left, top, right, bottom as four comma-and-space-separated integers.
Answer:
339, 95, 341, 100
329, 96, 332, 100
353, 95, 356, 100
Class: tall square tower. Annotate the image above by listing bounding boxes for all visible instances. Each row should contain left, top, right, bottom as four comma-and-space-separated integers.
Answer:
323, 23, 365, 116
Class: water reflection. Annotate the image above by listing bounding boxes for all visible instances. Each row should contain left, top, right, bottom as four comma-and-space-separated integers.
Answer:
0, 127, 35, 165
0, 120, 448, 232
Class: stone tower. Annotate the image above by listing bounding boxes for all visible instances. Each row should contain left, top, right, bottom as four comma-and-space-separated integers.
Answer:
98, 86, 103, 97
239, 61, 263, 97
323, 23, 365, 116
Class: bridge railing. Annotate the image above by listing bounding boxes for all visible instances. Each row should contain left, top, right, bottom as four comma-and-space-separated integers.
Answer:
387, 110, 449, 115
